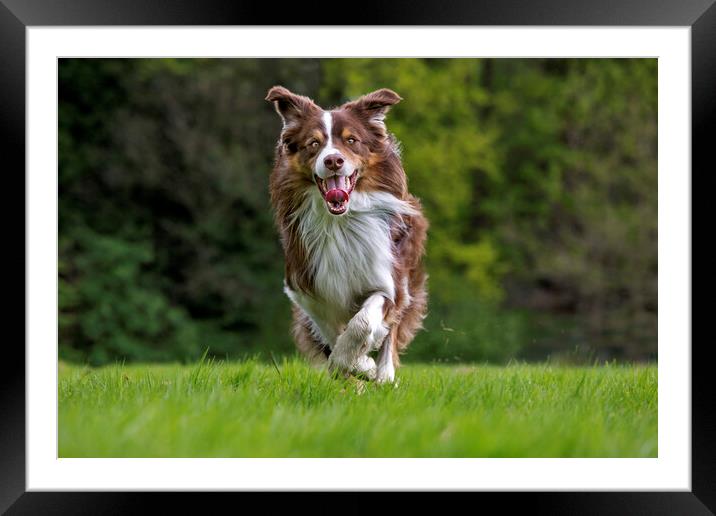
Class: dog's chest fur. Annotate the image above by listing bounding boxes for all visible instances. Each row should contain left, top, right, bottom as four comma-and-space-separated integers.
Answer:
284, 190, 413, 345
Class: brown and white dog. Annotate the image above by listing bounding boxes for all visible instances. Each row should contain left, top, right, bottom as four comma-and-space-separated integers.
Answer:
266, 86, 428, 383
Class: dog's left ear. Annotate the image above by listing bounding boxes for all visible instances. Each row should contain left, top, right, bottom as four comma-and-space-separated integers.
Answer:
346, 88, 402, 129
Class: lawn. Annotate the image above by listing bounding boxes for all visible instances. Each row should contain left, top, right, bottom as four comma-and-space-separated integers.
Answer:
58, 357, 657, 457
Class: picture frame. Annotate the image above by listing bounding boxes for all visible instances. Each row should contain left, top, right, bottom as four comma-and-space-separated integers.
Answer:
3, 0, 711, 512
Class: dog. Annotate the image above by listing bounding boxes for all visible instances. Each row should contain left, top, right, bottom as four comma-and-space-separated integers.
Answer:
266, 86, 428, 383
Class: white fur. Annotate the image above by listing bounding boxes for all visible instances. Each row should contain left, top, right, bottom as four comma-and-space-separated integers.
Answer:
375, 337, 395, 384
329, 293, 387, 378
314, 111, 357, 180
353, 355, 377, 379
402, 276, 412, 306
361, 294, 389, 351
284, 188, 416, 373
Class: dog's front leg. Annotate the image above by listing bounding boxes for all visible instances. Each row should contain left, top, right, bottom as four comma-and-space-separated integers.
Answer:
328, 293, 388, 380
375, 333, 396, 384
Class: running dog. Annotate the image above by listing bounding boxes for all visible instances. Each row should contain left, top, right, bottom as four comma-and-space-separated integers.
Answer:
266, 86, 428, 383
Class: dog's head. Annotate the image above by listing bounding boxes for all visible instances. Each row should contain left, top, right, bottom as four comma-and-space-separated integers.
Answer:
266, 86, 403, 215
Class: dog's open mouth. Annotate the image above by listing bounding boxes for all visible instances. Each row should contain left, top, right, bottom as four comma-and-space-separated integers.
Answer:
315, 171, 358, 215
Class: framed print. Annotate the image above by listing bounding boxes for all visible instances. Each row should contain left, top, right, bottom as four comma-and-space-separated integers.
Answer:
3, 0, 713, 513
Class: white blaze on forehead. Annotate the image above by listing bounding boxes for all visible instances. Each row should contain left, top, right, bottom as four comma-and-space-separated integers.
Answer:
322, 111, 334, 148
314, 110, 359, 180
314, 111, 337, 178
315, 110, 355, 179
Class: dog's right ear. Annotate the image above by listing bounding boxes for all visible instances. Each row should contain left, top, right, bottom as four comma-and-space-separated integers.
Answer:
265, 86, 318, 127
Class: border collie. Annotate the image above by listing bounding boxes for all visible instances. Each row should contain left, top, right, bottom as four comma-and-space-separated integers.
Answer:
266, 86, 428, 383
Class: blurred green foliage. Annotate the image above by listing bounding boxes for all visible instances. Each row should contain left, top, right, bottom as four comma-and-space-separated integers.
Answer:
59, 58, 657, 365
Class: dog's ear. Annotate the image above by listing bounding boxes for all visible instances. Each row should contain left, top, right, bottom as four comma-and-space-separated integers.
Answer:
265, 86, 319, 127
345, 88, 402, 135
344, 88, 403, 139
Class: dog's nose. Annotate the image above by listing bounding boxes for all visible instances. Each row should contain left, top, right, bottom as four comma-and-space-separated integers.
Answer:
323, 154, 344, 172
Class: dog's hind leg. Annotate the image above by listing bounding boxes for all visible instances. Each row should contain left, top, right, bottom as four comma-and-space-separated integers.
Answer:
329, 293, 388, 380
291, 306, 330, 365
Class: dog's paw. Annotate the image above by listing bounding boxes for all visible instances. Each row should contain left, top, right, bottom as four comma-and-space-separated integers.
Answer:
341, 311, 388, 354
332, 318, 372, 362
327, 348, 354, 377
328, 347, 376, 381
329, 302, 388, 381
375, 362, 395, 384
353, 355, 377, 381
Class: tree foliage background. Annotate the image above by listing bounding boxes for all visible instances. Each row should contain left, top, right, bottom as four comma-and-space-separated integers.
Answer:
58, 58, 657, 365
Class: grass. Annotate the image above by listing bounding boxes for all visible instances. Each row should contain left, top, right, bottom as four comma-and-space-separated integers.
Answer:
58, 357, 657, 457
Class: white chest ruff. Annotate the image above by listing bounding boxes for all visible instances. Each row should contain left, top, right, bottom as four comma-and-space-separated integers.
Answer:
284, 189, 416, 345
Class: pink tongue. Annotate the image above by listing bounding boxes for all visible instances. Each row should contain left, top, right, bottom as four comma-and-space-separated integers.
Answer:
326, 175, 349, 191
326, 189, 348, 204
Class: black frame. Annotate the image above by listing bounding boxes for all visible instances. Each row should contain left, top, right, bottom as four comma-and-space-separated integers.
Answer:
2, 0, 712, 513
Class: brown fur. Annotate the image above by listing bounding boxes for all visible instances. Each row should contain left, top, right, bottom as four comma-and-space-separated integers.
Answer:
291, 305, 331, 363
266, 86, 428, 370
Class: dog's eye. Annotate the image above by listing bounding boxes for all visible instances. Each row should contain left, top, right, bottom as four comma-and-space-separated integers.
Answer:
308, 140, 320, 149
346, 137, 357, 145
